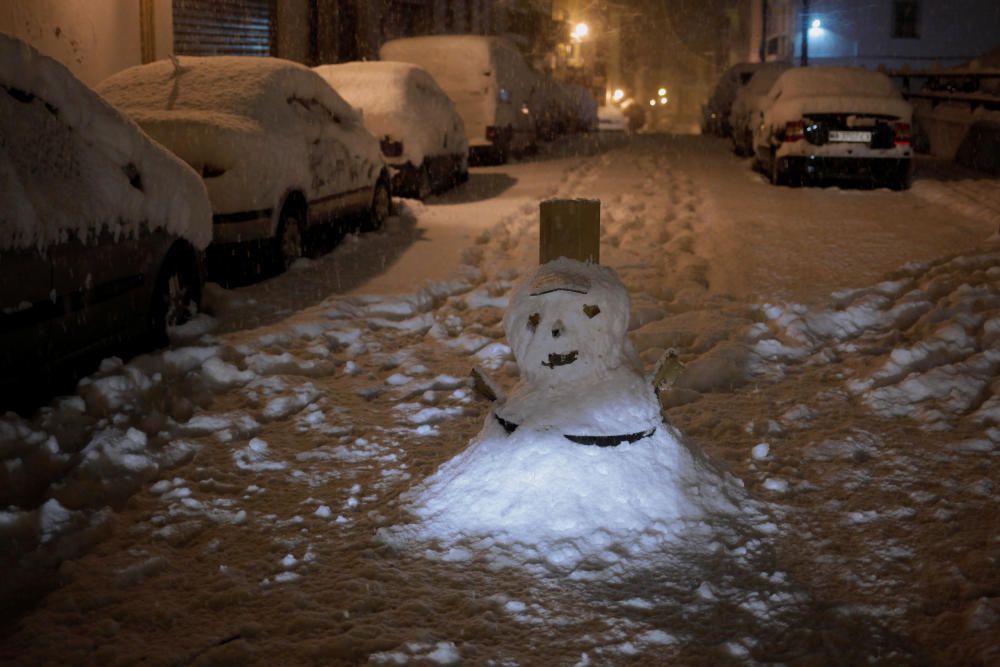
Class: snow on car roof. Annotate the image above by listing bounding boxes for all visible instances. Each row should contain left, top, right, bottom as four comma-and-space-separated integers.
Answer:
774, 67, 904, 99
0, 33, 211, 251
744, 63, 793, 95
98, 56, 362, 129
313, 61, 467, 165
765, 66, 912, 124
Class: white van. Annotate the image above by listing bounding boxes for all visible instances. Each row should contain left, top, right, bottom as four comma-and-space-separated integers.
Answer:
379, 35, 536, 163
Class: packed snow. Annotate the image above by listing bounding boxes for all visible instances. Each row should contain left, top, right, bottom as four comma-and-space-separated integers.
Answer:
0, 33, 211, 251
1, 134, 997, 664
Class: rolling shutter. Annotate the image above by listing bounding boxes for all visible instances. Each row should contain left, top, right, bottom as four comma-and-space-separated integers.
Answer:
172, 0, 274, 57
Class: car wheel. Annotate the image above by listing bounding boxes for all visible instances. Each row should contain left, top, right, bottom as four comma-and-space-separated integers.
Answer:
150, 247, 201, 347
770, 151, 793, 186
417, 163, 433, 200
888, 165, 913, 191
275, 212, 304, 272
364, 178, 391, 232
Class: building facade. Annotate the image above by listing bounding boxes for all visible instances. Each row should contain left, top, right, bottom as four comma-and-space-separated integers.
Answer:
756, 0, 1000, 70
0, 0, 559, 87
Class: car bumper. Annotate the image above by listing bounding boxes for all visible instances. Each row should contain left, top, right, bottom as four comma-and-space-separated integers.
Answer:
785, 155, 911, 180
211, 209, 274, 244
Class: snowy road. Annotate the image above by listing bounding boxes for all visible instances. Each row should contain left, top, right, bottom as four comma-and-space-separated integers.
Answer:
2, 134, 998, 665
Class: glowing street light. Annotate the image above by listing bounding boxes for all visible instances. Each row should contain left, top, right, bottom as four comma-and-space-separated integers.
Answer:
659, 96, 668, 105
571, 22, 589, 41
612, 88, 625, 102
649, 99, 656, 106
657, 87, 667, 97
808, 18, 822, 37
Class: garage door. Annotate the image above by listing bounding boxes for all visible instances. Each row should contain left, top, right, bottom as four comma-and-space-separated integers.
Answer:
172, 0, 274, 57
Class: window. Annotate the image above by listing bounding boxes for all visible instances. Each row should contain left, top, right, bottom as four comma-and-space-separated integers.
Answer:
892, 0, 920, 39
172, 0, 274, 56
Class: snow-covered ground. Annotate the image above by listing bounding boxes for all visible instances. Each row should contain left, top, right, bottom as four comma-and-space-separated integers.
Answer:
1, 134, 998, 665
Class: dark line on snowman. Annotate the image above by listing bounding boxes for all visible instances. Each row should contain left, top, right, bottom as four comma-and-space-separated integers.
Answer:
493, 413, 657, 448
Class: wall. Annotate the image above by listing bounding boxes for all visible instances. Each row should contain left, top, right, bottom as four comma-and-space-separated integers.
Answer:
0, 0, 137, 86
0, 0, 171, 86
276, 0, 310, 64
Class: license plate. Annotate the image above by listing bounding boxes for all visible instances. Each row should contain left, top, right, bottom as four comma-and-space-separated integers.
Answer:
829, 130, 871, 143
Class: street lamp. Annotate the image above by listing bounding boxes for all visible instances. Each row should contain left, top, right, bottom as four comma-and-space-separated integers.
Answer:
571, 22, 589, 42
612, 88, 625, 102
657, 87, 667, 97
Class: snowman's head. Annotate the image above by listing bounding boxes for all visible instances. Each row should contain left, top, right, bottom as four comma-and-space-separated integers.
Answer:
504, 258, 631, 386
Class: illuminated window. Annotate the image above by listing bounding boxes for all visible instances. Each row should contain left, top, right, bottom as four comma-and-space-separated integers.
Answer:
892, 0, 920, 39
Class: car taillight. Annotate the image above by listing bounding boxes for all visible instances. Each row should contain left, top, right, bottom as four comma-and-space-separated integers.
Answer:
380, 136, 403, 158
784, 120, 805, 142
893, 122, 912, 146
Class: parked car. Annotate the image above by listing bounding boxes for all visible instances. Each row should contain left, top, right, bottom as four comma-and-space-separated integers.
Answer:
753, 67, 914, 189
702, 62, 764, 136
564, 83, 598, 133
313, 61, 468, 200
597, 105, 628, 132
380, 35, 537, 164
97, 56, 391, 279
730, 63, 792, 156
1, 34, 213, 407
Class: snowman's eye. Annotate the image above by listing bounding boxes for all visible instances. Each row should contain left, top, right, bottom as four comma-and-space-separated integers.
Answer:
583, 304, 601, 318
527, 313, 541, 331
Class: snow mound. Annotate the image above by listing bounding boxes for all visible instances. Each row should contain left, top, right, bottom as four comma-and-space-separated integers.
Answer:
383, 415, 746, 575
762, 246, 1000, 430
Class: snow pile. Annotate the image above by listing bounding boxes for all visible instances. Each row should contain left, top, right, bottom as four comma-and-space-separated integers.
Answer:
97, 56, 384, 216
313, 61, 468, 166
760, 246, 1000, 431
0, 33, 211, 251
385, 259, 750, 575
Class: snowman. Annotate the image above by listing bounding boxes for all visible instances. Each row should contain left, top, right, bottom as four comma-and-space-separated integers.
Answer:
395, 257, 743, 572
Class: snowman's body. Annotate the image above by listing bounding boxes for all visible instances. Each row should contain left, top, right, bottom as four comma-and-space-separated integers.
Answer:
398, 258, 742, 572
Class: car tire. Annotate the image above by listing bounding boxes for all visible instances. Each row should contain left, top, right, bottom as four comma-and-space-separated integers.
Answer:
770, 151, 797, 187
149, 246, 201, 347
364, 177, 391, 232
417, 163, 433, 200
888, 164, 913, 191
274, 211, 305, 272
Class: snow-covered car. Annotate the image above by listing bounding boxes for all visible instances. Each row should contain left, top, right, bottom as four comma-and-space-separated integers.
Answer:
1, 34, 213, 407
753, 67, 914, 189
597, 105, 628, 132
380, 35, 537, 164
702, 62, 763, 136
313, 61, 468, 200
564, 83, 598, 133
730, 63, 792, 156
97, 56, 391, 277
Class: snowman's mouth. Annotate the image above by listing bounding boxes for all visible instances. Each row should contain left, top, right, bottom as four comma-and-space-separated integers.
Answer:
542, 351, 578, 368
